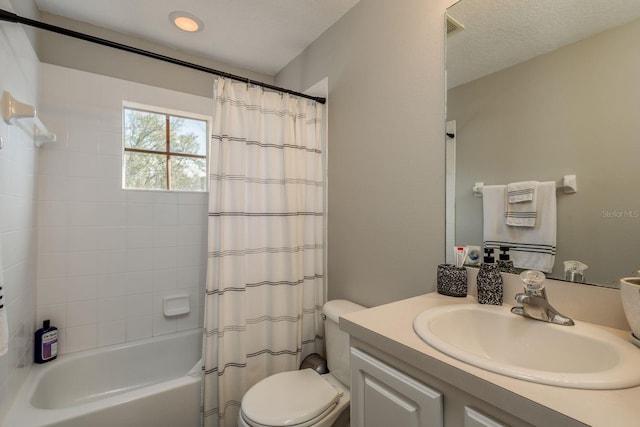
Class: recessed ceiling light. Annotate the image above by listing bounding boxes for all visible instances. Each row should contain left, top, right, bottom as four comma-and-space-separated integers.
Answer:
169, 11, 203, 32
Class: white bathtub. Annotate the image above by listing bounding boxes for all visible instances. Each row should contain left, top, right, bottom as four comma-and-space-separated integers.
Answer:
5, 329, 202, 427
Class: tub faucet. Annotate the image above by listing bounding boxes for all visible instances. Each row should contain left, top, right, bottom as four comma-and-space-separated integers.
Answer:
511, 270, 574, 326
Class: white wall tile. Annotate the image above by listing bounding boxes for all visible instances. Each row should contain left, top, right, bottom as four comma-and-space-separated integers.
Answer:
37, 227, 67, 253
97, 227, 126, 250
126, 293, 152, 317
36, 304, 66, 330
152, 269, 177, 293
38, 175, 70, 201
153, 204, 178, 226
98, 296, 126, 322
97, 250, 126, 275
36, 64, 208, 357
97, 273, 127, 298
98, 130, 124, 156
153, 247, 177, 270
37, 278, 66, 306
98, 154, 122, 179
126, 204, 153, 226
153, 192, 178, 205
67, 128, 100, 153
127, 190, 155, 204
67, 177, 99, 202
66, 202, 98, 227
38, 201, 67, 228
66, 276, 99, 302
1, 27, 42, 416
125, 270, 153, 295
97, 178, 126, 203
37, 252, 67, 279
67, 227, 97, 251
126, 227, 155, 249
67, 251, 98, 277
66, 300, 98, 326
96, 203, 126, 227
98, 320, 126, 347
152, 313, 177, 336
125, 248, 154, 272
65, 324, 98, 353
153, 226, 177, 248
126, 316, 152, 341
38, 149, 70, 177
67, 152, 99, 177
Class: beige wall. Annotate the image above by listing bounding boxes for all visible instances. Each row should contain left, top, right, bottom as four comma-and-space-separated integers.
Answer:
448, 18, 640, 286
277, 0, 455, 307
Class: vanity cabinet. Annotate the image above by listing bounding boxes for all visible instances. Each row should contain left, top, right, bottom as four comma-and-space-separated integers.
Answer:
341, 293, 625, 426
350, 344, 529, 427
464, 407, 508, 427
350, 347, 444, 427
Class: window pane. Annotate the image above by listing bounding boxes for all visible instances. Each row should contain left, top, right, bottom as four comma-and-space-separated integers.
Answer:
124, 109, 167, 152
124, 152, 167, 190
170, 156, 207, 191
170, 116, 207, 155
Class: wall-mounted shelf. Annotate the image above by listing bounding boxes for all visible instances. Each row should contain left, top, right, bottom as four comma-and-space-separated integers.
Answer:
472, 175, 577, 197
1, 90, 56, 148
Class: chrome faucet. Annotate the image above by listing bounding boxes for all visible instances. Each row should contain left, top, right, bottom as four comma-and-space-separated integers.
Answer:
511, 270, 574, 326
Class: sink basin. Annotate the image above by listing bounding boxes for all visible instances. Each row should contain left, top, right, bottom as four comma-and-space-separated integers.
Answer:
413, 304, 640, 389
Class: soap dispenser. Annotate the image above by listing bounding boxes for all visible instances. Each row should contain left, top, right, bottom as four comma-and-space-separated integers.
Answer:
477, 247, 503, 305
497, 246, 517, 274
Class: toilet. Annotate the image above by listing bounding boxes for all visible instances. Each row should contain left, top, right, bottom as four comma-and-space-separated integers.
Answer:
238, 300, 365, 427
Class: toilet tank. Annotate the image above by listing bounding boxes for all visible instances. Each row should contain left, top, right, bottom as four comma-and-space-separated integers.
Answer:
322, 300, 365, 387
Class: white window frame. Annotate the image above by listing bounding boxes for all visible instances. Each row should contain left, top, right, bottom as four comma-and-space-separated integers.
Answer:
122, 101, 211, 192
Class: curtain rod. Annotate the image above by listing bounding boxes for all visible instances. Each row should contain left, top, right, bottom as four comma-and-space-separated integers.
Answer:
0, 8, 326, 105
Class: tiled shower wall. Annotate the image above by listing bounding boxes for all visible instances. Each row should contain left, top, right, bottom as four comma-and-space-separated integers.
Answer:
36, 63, 209, 354
0, 18, 39, 418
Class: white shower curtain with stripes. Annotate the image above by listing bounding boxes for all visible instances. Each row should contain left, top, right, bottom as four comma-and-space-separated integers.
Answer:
202, 78, 325, 427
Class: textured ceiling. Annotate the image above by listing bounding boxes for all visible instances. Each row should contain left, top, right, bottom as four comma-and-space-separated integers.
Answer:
34, 0, 360, 76
447, 0, 640, 88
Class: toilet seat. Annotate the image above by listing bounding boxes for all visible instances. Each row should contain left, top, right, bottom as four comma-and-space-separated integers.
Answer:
240, 369, 341, 427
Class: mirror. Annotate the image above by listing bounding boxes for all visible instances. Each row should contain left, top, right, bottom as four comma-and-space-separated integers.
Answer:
445, 0, 640, 288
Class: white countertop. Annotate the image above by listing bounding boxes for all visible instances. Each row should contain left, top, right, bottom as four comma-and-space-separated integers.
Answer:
340, 292, 640, 427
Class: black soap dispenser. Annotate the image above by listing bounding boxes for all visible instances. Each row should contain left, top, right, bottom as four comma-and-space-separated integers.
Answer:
34, 319, 58, 364
497, 246, 517, 274
477, 247, 503, 305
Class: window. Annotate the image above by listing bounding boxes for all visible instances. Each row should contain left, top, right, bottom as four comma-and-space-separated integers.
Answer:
123, 103, 209, 192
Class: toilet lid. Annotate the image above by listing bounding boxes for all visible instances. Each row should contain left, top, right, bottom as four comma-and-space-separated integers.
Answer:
241, 369, 340, 426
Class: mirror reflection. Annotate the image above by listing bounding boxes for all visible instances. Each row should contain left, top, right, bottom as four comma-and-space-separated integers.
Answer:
446, 0, 640, 287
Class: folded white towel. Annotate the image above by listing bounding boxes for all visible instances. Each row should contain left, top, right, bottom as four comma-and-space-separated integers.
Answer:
483, 182, 557, 273
506, 181, 538, 227
507, 181, 536, 203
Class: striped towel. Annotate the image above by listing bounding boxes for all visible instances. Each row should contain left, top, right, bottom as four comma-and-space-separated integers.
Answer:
506, 181, 537, 227
507, 181, 536, 203
483, 182, 557, 273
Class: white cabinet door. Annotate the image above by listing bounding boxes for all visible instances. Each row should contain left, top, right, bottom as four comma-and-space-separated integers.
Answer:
464, 407, 508, 427
351, 347, 443, 427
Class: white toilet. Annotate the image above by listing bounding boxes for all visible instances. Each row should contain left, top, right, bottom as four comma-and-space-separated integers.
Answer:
238, 300, 364, 427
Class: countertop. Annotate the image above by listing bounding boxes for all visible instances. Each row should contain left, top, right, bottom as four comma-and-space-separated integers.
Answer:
340, 292, 640, 427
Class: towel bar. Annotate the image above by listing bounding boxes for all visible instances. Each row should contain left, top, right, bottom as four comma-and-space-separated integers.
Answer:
472, 175, 577, 197
1, 90, 56, 148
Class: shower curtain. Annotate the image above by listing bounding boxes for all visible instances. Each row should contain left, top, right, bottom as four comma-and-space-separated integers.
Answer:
202, 78, 325, 427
